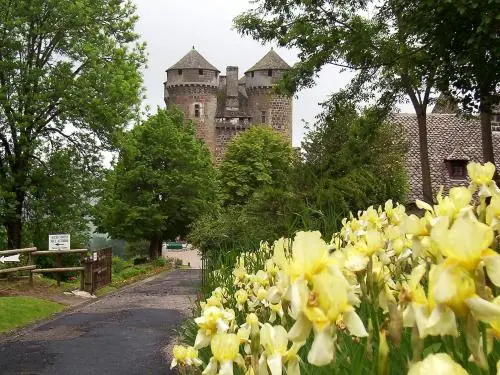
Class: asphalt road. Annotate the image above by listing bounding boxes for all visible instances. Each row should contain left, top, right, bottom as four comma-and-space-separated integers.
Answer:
0, 269, 200, 375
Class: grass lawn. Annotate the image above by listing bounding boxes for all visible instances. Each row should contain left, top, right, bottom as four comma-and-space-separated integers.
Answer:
0, 296, 64, 332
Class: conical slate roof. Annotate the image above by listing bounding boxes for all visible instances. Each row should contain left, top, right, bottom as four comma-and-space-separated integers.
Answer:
167, 47, 220, 72
246, 49, 291, 72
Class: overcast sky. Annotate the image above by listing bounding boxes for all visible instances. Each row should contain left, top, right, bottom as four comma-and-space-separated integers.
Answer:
133, 0, 412, 147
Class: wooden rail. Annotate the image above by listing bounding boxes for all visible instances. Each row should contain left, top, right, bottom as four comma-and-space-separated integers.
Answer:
0, 265, 36, 274
0, 247, 36, 256
0, 247, 89, 289
32, 267, 85, 273
32, 249, 87, 255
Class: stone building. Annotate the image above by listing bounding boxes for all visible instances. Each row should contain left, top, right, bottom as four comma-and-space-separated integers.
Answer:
164, 47, 293, 163
393, 103, 500, 202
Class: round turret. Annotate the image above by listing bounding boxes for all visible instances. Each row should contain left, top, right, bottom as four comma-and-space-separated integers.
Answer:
245, 49, 293, 140
164, 47, 219, 155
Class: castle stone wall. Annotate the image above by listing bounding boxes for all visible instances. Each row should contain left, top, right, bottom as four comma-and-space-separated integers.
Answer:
166, 85, 218, 156
167, 68, 218, 85
245, 69, 286, 89
215, 122, 249, 164
247, 87, 293, 140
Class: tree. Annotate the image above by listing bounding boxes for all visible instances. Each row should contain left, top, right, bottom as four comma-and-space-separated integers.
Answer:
297, 94, 408, 223
234, 0, 440, 202
393, 0, 500, 164
23, 146, 99, 250
0, 0, 145, 248
219, 125, 295, 206
95, 108, 218, 259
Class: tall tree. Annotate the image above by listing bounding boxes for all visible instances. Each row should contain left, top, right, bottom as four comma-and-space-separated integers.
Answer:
0, 0, 145, 248
393, 0, 500, 164
219, 125, 295, 206
95, 108, 218, 259
234, 0, 439, 202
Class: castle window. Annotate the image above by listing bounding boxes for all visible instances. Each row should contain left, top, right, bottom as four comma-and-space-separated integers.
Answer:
199, 69, 203, 75
261, 111, 266, 123
446, 160, 467, 180
194, 104, 200, 118
251, 72, 254, 78
178, 69, 182, 75
268, 69, 272, 77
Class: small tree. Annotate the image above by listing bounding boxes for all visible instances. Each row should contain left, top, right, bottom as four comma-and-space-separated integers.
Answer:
219, 125, 295, 206
95, 108, 218, 259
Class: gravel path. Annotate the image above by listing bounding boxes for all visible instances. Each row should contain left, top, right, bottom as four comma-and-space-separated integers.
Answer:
0, 269, 200, 375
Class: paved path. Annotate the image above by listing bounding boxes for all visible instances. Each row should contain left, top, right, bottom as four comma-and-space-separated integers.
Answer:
0, 269, 200, 375
162, 249, 202, 269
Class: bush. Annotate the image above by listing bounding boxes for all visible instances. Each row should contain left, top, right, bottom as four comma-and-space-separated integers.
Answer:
119, 267, 146, 279
173, 258, 183, 268
112, 256, 131, 274
133, 256, 148, 265
155, 257, 168, 267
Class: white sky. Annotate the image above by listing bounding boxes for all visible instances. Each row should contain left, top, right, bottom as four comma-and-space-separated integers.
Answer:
134, 0, 413, 147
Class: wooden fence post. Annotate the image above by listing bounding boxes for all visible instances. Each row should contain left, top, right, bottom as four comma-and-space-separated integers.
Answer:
28, 251, 34, 286
55, 253, 62, 287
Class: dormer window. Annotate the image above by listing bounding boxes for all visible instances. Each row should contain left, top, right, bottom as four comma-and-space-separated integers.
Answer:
199, 69, 203, 75
446, 160, 467, 180
268, 69, 272, 77
194, 104, 200, 118
178, 69, 182, 75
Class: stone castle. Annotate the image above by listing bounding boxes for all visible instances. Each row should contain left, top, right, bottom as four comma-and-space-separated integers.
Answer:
164, 47, 293, 163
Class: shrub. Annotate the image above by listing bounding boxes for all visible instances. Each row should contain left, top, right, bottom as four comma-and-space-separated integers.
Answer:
155, 257, 168, 267
112, 256, 131, 274
132, 256, 148, 265
119, 267, 146, 279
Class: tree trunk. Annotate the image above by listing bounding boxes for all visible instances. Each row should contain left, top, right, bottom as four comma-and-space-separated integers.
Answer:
416, 112, 433, 203
5, 190, 25, 249
479, 96, 495, 164
148, 234, 161, 260
6, 217, 22, 250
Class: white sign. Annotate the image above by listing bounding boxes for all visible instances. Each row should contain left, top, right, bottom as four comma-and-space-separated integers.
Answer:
93, 252, 98, 261
0, 255, 20, 263
49, 234, 70, 251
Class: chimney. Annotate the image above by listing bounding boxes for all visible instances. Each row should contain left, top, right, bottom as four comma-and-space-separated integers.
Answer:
225, 66, 239, 111
218, 75, 226, 91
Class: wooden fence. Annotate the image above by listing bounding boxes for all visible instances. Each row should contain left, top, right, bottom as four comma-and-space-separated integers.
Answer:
83, 247, 112, 294
0, 247, 88, 290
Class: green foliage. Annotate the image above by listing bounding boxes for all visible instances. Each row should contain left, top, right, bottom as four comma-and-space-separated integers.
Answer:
155, 257, 168, 267
123, 240, 150, 260
22, 147, 95, 251
0, 296, 64, 332
95, 108, 218, 258
0, 0, 145, 248
111, 256, 131, 274
190, 100, 407, 256
219, 125, 295, 206
300, 96, 408, 211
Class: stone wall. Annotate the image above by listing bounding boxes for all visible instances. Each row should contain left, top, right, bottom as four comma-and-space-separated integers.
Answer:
214, 122, 249, 164
247, 87, 293, 140
166, 85, 218, 156
166, 68, 218, 85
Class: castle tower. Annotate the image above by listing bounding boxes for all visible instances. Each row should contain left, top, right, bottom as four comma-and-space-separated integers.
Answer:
245, 49, 293, 140
164, 47, 219, 155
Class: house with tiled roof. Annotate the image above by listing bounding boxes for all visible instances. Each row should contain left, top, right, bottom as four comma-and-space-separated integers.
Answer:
392, 103, 500, 202
164, 48, 293, 163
